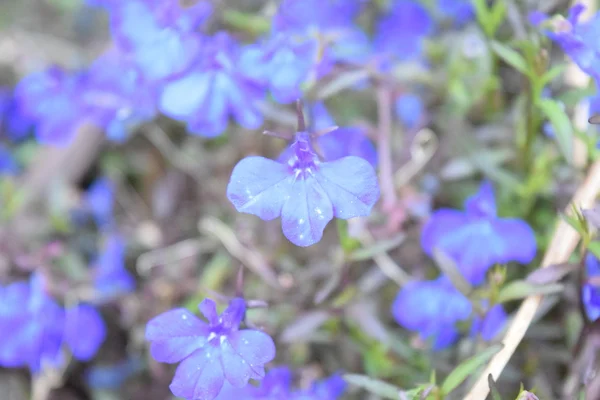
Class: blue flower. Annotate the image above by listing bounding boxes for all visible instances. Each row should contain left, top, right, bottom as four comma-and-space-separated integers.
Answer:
108, 0, 211, 81
93, 235, 135, 300
85, 178, 115, 229
0, 274, 106, 372
145, 297, 276, 400
438, 0, 474, 26
535, 5, 600, 85
272, 0, 362, 35
0, 144, 20, 175
227, 113, 380, 247
374, 0, 434, 64
421, 181, 537, 285
159, 32, 265, 137
395, 93, 425, 130
583, 253, 600, 321
392, 276, 506, 350
0, 88, 32, 141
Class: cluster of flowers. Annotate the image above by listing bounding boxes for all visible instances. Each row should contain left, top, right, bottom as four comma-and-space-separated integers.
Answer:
0, 177, 134, 374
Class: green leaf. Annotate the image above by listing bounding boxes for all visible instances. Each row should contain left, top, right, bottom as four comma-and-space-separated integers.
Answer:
487, 2, 507, 37
497, 280, 564, 303
440, 344, 503, 395
537, 98, 574, 164
490, 41, 530, 76
222, 10, 270, 35
488, 374, 503, 400
539, 65, 567, 88
337, 219, 361, 253
344, 374, 400, 399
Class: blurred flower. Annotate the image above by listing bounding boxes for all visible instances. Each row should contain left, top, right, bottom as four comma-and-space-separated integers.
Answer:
107, 0, 212, 81
438, 0, 474, 26
374, 0, 434, 65
583, 253, 600, 321
146, 297, 276, 400
0, 144, 20, 175
159, 32, 265, 137
0, 274, 106, 372
93, 235, 135, 300
85, 177, 115, 229
392, 276, 506, 350
227, 125, 380, 247
395, 93, 425, 130
421, 181, 537, 285
534, 5, 600, 85
85, 356, 143, 389
0, 88, 32, 141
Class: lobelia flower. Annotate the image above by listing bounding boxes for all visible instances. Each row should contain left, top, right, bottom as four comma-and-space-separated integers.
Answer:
437, 0, 475, 26
421, 181, 537, 285
159, 32, 265, 137
392, 275, 506, 350
0, 274, 106, 372
107, 0, 212, 82
533, 5, 600, 85
374, 0, 434, 65
85, 177, 115, 229
227, 102, 380, 247
0, 88, 33, 141
145, 297, 276, 400
92, 235, 135, 301
583, 253, 600, 321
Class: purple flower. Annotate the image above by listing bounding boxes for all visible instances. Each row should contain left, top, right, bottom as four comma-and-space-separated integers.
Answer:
272, 0, 362, 35
85, 178, 115, 229
108, 0, 211, 81
421, 181, 537, 285
0, 88, 32, 141
438, 0, 474, 26
159, 32, 265, 137
145, 297, 276, 400
536, 5, 600, 85
0, 274, 106, 372
0, 144, 20, 175
583, 253, 600, 321
93, 235, 135, 300
392, 276, 506, 350
374, 0, 434, 64
395, 93, 425, 130
227, 105, 380, 247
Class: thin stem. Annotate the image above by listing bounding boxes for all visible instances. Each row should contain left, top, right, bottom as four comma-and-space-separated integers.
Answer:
376, 86, 397, 210
296, 99, 306, 131
263, 130, 293, 140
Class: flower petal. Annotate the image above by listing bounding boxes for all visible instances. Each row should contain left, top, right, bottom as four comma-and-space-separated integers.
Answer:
228, 329, 275, 374
170, 347, 225, 400
227, 156, 292, 221
315, 156, 380, 219
64, 304, 106, 361
491, 218, 537, 264
145, 308, 208, 363
420, 209, 469, 256
281, 174, 333, 246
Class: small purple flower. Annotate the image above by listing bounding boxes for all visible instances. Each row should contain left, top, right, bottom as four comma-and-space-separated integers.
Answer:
159, 32, 265, 137
0, 144, 20, 175
272, 0, 362, 35
392, 276, 506, 350
438, 0, 474, 26
85, 178, 115, 229
0, 88, 32, 141
0, 274, 106, 372
227, 104, 380, 247
583, 253, 600, 321
535, 5, 600, 85
374, 0, 434, 64
145, 297, 276, 400
421, 181, 537, 285
93, 235, 135, 300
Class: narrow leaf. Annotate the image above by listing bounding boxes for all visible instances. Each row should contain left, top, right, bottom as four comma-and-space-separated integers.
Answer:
344, 374, 401, 400
432, 248, 473, 295
317, 69, 370, 99
440, 344, 503, 395
490, 41, 530, 75
280, 310, 331, 343
538, 98, 574, 164
488, 374, 502, 400
497, 280, 564, 303
526, 262, 577, 285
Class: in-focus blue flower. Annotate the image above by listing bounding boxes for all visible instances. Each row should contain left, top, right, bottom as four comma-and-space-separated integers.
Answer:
534, 5, 600, 85
0, 274, 106, 372
93, 235, 135, 300
395, 93, 425, 130
159, 32, 265, 137
108, 0, 211, 81
146, 297, 276, 400
421, 181, 537, 285
374, 0, 434, 64
85, 178, 115, 229
227, 108, 380, 247
583, 253, 600, 321
438, 0, 474, 26
392, 276, 506, 350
